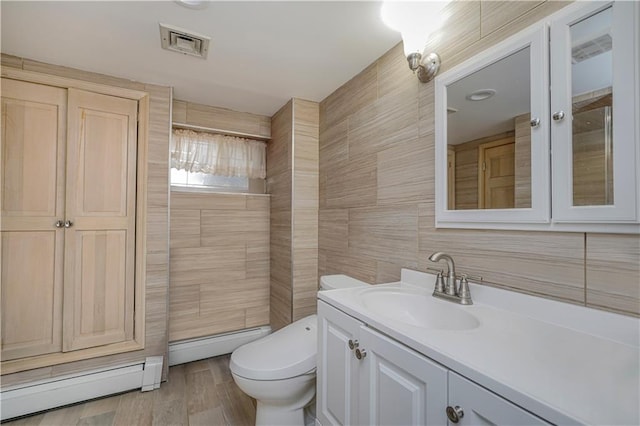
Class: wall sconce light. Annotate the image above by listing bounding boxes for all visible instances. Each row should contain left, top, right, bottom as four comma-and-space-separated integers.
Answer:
381, 1, 447, 83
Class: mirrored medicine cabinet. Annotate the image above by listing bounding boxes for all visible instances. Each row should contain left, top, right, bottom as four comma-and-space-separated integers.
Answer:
434, 0, 639, 233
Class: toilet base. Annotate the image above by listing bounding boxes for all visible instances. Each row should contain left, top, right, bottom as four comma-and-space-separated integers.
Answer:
254, 380, 316, 426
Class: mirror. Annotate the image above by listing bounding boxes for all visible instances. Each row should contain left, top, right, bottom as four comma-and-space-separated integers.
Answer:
445, 47, 531, 210
570, 6, 612, 207
435, 24, 550, 227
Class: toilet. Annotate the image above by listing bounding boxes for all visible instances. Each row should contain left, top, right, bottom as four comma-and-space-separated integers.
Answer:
230, 275, 369, 426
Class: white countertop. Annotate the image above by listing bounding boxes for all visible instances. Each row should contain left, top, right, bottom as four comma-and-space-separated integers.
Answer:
318, 269, 640, 425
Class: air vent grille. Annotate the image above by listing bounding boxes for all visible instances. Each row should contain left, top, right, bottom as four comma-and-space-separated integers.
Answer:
159, 23, 210, 59
572, 34, 612, 64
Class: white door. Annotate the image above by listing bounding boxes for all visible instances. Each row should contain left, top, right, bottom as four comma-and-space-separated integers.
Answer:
317, 301, 362, 426
358, 326, 448, 425
447, 372, 549, 425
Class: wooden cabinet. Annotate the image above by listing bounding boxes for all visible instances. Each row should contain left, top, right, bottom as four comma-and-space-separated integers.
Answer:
317, 301, 447, 426
1, 77, 143, 371
318, 301, 550, 426
1, 79, 67, 361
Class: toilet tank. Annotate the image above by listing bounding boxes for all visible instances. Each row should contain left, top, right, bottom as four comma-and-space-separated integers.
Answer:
319, 274, 369, 291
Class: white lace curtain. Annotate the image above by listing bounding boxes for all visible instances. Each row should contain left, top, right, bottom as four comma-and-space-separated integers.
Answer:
171, 128, 267, 179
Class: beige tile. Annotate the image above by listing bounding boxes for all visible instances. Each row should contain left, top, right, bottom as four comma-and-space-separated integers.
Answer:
169, 209, 200, 249
320, 63, 377, 131
171, 99, 187, 123
349, 204, 419, 265
424, 0, 482, 75
184, 101, 271, 139
170, 191, 247, 210
324, 154, 377, 209
586, 234, 640, 316
348, 87, 418, 159
480, 1, 544, 37
1, 53, 24, 69
418, 202, 585, 304
377, 135, 432, 205
319, 208, 349, 254
378, 43, 419, 99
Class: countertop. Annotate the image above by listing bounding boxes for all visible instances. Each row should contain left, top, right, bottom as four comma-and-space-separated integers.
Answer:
318, 269, 640, 425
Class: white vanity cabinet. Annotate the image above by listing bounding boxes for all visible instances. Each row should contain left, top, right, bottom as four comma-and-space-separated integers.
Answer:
317, 300, 361, 426
317, 301, 447, 425
317, 301, 549, 426
448, 372, 549, 426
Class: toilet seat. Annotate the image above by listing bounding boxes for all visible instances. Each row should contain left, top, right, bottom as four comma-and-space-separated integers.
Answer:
230, 314, 317, 381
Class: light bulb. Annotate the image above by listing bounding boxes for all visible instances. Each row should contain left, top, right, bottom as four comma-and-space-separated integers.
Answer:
381, 1, 447, 56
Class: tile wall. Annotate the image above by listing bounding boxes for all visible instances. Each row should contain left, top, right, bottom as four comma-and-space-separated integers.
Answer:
318, 1, 639, 317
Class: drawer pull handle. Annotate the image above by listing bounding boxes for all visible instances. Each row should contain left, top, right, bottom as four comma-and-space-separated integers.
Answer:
348, 339, 359, 350
355, 348, 367, 360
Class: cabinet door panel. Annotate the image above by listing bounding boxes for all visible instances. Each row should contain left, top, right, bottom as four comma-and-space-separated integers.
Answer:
317, 301, 361, 426
63, 89, 137, 352
359, 327, 448, 426
449, 372, 549, 425
1, 79, 66, 360
1, 79, 66, 219
550, 1, 639, 222
64, 230, 131, 351
1, 231, 63, 360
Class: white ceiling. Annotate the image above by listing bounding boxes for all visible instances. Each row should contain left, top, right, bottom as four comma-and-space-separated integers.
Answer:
1, 1, 402, 116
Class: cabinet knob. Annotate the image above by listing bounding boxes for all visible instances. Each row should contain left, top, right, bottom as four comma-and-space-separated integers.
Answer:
355, 348, 367, 360
55, 220, 65, 228
529, 117, 540, 127
552, 111, 565, 121
64, 220, 73, 228
348, 339, 359, 350
446, 406, 464, 423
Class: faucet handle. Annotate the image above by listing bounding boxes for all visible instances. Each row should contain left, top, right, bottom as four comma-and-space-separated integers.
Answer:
457, 275, 473, 305
456, 272, 483, 282
433, 271, 446, 294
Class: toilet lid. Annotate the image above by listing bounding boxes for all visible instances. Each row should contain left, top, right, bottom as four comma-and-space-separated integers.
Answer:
230, 314, 317, 381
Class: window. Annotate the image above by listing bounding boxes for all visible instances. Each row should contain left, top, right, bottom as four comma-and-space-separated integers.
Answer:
170, 128, 266, 192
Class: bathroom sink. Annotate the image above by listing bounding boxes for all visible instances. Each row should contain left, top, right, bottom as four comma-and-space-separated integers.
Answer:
359, 287, 480, 330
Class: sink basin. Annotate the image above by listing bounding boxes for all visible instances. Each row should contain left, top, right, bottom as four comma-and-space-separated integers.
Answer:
359, 287, 480, 330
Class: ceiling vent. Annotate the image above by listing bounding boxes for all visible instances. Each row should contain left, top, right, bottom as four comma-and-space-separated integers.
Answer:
159, 23, 210, 59
572, 33, 612, 64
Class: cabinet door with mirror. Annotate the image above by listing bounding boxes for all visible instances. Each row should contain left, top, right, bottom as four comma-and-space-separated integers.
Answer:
435, 25, 550, 227
435, 0, 639, 232
551, 1, 638, 224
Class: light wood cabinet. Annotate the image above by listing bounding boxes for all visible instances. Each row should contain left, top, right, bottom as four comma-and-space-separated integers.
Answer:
1, 77, 143, 370
1, 79, 67, 361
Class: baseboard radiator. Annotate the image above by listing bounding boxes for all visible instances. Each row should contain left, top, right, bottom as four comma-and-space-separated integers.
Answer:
0, 356, 163, 421
169, 326, 271, 366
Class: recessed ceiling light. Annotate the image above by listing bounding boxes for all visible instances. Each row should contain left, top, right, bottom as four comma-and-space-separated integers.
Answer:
466, 89, 496, 101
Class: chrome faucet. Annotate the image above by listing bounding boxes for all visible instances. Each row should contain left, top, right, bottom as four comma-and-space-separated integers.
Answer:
428, 252, 478, 305
428, 252, 457, 295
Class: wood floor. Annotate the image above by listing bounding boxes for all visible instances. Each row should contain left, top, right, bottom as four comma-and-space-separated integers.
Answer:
2, 355, 256, 426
